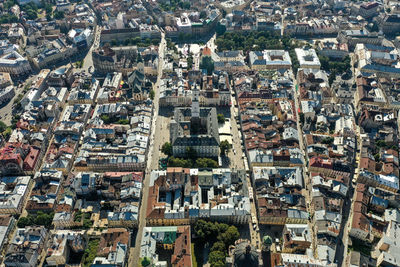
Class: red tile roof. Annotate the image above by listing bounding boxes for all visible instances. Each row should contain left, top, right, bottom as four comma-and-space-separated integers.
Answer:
202, 46, 211, 57
23, 146, 40, 171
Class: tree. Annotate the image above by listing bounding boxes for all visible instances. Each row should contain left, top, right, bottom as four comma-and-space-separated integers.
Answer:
149, 89, 155, 100
117, 119, 129, 125
44, 3, 52, 14
200, 10, 207, 19
25, 9, 38, 20
194, 220, 231, 244
100, 115, 111, 124
216, 222, 229, 234
35, 211, 54, 227
195, 158, 208, 168
17, 217, 31, 228
220, 140, 231, 156
181, 1, 190, 9
321, 137, 334, 145
141, 257, 151, 267
376, 140, 387, 148
2, 127, 12, 140
211, 241, 226, 253
151, 38, 159, 46
0, 14, 18, 24
211, 262, 225, 267
17, 211, 54, 228
22, 2, 38, 11
218, 225, 239, 248
3, 0, 17, 10
111, 39, 118, 46
161, 142, 172, 156
82, 239, 99, 267
328, 71, 336, 86
0, 121, 7, 133
319, 54, 330, 71
217, 113, 225, 124
209, 251, 226, 267
200, 56, 214, 75
195, 158, 218, 168
131, 37, 141, 45
168, 156, 192, 168
53, 10, 64, 19
187, 55, 193, 70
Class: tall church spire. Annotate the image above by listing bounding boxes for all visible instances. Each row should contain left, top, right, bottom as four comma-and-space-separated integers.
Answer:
191, 84, 200, 117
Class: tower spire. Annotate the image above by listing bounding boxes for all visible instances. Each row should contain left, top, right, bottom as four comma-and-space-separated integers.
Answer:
191, 84, 200, 117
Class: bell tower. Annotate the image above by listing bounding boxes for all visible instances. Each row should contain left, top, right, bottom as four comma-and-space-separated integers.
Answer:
191, 84, 200, 118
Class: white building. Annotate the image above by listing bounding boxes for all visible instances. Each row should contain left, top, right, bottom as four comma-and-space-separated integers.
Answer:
376, 209, 400, 266
281, 251, 329, 267
249, 50, 292, 70
0, 176, 31, 214
46, 230, 86, 266
0, 86, 15, 105
176, 13, 192, 34
0, 51, 32, 76
295, 48, 321, 69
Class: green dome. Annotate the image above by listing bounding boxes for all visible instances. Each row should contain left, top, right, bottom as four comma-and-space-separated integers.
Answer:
263, 235, 272, 245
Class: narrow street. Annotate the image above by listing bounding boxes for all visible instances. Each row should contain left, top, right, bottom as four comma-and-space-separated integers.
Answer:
230, 84, 261, 250
334, 104, 359, 266
228, 95, 244, 170
291, 71, 316, 255
129, 33, 166, 267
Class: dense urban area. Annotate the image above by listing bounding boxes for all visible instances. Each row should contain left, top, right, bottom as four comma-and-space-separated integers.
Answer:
0, 0, 400, 266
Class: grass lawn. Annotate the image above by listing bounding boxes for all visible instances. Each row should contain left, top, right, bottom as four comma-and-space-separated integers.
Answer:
191, 243, 197, 267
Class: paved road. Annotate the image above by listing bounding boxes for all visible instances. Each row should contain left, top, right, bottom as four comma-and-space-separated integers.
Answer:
129, 33, 166, 267
334, 183, 355, 266
207, 34, 217, 52
0, 87, 21, 125
334, 83, 359, 266
291, 71, 317, 254
229, 84, 261, 250
81, 25, 102, 72
0, 75, 36, 125
228, 99, 244, 170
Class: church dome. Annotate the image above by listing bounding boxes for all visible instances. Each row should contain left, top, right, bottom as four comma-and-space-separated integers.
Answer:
233, 240, 258, 267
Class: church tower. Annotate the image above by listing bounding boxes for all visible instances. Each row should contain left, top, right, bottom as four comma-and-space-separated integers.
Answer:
191, 84, 200, 117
